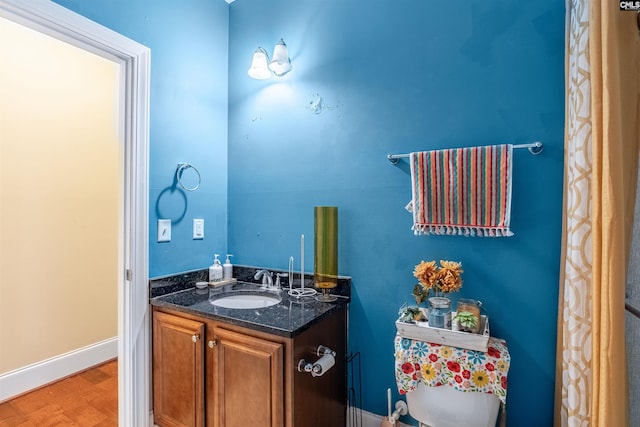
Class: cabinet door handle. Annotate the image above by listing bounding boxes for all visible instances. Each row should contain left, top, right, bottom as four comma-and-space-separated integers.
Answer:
191, 334, 200, 343
208, 340, 217, 348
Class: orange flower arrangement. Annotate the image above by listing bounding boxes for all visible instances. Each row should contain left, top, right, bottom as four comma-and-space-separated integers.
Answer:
412, 260, 464, 304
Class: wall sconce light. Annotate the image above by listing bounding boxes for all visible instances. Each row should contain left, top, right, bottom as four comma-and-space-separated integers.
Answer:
248, 38, 292, 80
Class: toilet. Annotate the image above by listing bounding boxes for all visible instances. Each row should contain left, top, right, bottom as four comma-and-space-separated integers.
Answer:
405, 381, 501, 427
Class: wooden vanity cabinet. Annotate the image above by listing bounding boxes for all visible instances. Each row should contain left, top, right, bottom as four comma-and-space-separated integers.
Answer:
152, 306, 347, 427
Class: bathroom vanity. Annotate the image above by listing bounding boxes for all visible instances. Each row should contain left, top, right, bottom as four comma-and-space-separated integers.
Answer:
150, 272, 349, 427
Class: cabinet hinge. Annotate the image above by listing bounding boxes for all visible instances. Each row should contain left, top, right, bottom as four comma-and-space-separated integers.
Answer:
125, 269, 132, 281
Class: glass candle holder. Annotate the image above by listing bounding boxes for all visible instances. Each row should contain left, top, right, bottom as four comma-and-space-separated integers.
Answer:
456, 298, 482, 333
428, 297, 451, 329
314, 206, 338, 302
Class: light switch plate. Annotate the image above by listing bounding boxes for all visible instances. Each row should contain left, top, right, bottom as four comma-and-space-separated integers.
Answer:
193, 218, 204, 239
157, 219, 171, 242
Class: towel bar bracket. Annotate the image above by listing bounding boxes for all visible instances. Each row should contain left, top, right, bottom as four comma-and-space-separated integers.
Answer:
387, 142, 543, 164
387, 154, 401, 165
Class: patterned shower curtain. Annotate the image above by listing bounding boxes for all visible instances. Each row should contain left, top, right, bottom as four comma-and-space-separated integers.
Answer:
555, 1, 639, 426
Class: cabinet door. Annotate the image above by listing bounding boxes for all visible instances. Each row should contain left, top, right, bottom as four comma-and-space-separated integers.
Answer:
153, 311, 205, 427
211, 327, 283, 427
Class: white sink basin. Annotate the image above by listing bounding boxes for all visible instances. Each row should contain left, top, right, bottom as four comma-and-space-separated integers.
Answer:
210, 293, 281, 309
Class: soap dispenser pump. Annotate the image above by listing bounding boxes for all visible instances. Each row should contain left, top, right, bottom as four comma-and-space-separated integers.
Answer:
223, 254, 234, 279
209, 254, 223, 282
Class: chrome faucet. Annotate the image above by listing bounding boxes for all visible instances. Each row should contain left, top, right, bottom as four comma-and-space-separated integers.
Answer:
254, 269, 273, 287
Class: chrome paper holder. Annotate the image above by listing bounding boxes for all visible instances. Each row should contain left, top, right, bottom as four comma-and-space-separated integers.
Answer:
297, 345, 336, 377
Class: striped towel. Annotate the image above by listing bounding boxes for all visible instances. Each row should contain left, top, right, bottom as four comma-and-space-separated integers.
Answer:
408, 144, 514, 237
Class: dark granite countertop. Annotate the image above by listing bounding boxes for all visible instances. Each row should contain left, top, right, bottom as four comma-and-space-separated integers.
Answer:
150, 266, 350, 338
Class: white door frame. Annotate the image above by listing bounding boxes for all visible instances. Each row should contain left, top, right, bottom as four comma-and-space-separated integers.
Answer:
0, 1, 151, 425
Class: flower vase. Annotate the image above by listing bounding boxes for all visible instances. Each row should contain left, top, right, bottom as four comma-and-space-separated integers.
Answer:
314, 206, 338, 302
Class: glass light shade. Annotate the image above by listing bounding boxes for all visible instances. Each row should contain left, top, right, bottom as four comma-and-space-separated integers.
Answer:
269, 39, 292, 76
247, 47, 271, 80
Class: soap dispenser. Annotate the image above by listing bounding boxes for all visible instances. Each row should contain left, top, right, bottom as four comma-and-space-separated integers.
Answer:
209, 254, 223, 282
223, 254, 234, 279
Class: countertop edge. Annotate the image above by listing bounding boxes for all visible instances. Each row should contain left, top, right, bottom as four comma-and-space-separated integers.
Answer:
150, 295, 348, 338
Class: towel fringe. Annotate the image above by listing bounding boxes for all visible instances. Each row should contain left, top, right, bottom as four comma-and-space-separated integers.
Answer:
413, 224, 514, 237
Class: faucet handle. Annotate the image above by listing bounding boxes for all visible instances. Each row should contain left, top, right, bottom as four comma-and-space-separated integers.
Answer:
275, 273, 287, 289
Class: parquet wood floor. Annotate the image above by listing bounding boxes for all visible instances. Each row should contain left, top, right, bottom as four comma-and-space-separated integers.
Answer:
0, 359, 118, 427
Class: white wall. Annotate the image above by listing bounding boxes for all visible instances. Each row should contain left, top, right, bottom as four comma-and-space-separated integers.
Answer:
0, 15, 119, 377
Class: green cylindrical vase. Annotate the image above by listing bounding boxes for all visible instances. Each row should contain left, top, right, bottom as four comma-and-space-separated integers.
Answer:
314, 206, 338, 301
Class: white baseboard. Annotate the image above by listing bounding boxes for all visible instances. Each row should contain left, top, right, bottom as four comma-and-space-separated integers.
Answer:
0, 337, 117, 402
349, 407, 413, 427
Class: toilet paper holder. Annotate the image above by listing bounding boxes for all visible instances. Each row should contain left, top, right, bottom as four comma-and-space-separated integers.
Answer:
297, 345, 336, 377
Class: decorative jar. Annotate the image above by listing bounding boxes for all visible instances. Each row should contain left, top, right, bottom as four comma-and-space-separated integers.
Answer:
455, 298, 482, 333
428, 297, 451, 329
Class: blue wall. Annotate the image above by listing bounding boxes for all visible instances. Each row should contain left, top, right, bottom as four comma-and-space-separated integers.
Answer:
228, 1, 564, 426
54, 0, 230, 278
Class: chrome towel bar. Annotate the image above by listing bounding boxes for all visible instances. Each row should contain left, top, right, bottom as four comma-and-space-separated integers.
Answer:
387, 142, 543, 164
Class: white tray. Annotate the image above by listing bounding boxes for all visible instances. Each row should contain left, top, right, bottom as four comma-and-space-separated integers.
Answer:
395, 312, 490, 352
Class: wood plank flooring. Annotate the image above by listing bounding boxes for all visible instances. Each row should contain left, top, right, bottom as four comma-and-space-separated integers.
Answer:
0, 360, 118, 427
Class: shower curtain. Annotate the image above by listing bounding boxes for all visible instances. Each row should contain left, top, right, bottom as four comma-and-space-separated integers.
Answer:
555, 1, 640, 426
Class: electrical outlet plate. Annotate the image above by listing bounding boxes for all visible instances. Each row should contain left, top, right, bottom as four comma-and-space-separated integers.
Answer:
157, 219, 171, 242
193, 218, 204, 239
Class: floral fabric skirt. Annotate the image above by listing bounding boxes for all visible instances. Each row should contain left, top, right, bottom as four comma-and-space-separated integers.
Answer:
394, 334, 510, 404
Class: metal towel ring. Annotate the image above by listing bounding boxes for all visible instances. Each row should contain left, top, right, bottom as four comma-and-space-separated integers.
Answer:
175, 162, 201, 191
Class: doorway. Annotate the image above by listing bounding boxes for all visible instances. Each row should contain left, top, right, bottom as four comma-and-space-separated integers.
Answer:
0, 1, 150, 424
